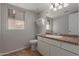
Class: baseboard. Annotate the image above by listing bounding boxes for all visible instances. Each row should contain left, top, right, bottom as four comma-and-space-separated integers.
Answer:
0, 48, 25, 56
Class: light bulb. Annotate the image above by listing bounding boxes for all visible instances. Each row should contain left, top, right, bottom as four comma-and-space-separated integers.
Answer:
64, 3, 69, 7
55, 3, 59, 7
13, 10, 15, 14
53, 8, 57, 11
42, 19, 45, 25
58, 5, 62, 9
50, 5, 53, 9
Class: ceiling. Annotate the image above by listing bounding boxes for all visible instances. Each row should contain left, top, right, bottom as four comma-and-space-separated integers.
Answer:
9, 3, 50, 13
9, 3, 78, 18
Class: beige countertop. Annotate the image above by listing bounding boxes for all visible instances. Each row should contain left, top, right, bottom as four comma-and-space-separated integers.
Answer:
37, 34, 79, 45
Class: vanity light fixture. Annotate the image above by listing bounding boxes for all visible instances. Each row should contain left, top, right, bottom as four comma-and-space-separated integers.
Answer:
42, 19, 45, 25
13, 10, 16, 14
63, 3, 69, 7
50, 3, 69, 11
58, 5, 62, 9
50, 4, 53, 9
53, 8, 57, 11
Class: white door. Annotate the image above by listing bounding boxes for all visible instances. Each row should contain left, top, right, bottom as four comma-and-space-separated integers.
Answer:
37, 40, 50, 56
69, 12, 78, 35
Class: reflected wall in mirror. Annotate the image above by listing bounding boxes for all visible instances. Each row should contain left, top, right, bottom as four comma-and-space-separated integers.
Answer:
46, 3, 79, 36
53, 11, 79, 36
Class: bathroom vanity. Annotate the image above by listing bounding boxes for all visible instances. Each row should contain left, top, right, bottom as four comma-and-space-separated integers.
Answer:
37, 34, 79, 56
37, 11, 79, 56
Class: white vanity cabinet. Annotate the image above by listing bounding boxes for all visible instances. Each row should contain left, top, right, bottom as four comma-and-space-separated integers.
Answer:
37, 36, 77, 56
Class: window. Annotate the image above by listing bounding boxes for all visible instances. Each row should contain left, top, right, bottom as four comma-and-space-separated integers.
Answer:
8, 8, 25, 30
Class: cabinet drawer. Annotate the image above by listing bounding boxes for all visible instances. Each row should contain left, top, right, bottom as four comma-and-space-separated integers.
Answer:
38, 36, 61, 47
46, 38, 61, 47
61, 42, 78, 54
50, 45, 76, 56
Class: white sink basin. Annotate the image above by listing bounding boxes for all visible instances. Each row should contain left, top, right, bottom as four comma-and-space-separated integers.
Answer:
45, 35, 63, 39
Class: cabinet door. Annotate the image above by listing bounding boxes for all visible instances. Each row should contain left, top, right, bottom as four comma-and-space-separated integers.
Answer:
50, 45, 76, 56
37, 40, 50, 56
69, 13, 78, 35
61, 42, 78, 54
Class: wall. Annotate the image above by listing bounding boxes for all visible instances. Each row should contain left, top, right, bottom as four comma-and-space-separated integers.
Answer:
78, 13, 79, 35
1, 4, 38, 52
0, 4, 4, 52
0, 4, 1, 50
53, 14, 69, 34
0, 3, 2, 51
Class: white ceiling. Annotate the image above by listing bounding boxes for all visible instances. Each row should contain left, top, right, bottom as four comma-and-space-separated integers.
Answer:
9, 3, 50, 13
9, 3, 78, 18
